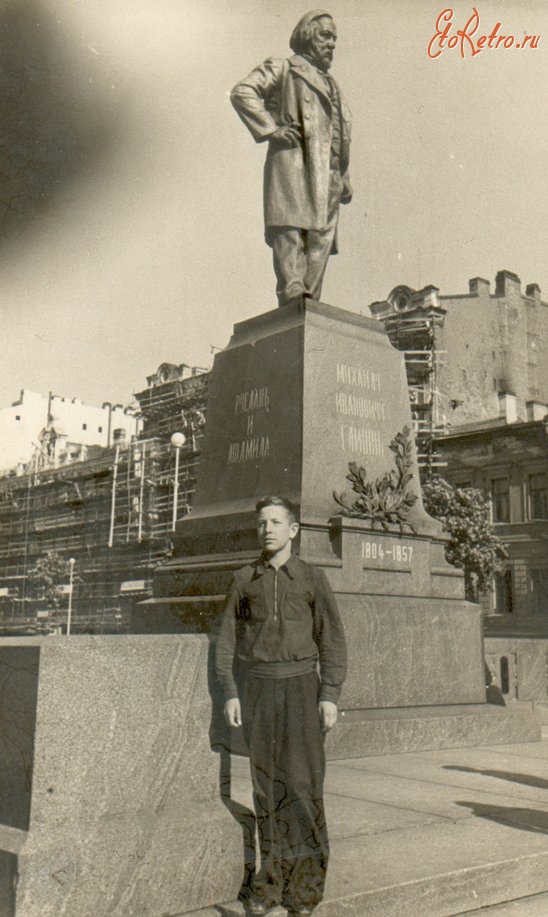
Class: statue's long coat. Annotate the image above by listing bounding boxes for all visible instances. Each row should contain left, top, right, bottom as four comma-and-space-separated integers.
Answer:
230, 54, 352, 247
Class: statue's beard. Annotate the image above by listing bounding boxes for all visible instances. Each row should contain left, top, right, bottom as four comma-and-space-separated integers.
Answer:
304, 44, 333, 72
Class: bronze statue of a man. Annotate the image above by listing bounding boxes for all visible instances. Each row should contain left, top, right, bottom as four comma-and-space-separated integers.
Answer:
231, 10, 352, 308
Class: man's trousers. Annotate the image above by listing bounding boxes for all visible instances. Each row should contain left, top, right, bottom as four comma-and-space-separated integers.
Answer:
241, 671, 328, 912
270, 170, 342, 307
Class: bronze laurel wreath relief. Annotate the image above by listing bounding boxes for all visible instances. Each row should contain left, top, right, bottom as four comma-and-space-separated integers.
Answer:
333, 426, 418, 533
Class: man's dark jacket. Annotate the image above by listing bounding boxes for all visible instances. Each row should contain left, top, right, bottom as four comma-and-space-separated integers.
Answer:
215, 554, 347, 704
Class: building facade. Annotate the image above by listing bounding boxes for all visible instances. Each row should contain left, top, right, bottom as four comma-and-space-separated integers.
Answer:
370, 270, 548, 473
435, 419, 548, 622
436, 417, 548, 706
0, 364, 209, 634
0, 389, 142, 475
372, 271, 548, 706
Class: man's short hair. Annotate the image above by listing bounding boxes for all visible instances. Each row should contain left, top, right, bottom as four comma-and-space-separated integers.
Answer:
255, 495, 299, 524
289, 9, 333, 55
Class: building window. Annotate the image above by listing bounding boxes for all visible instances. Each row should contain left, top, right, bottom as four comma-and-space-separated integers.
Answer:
15, 415, 20, 421
82, 423, 87, 430
494, 570, 513, 614
528, 473, 547, 520
490, 478, 509, 523
98, 426, 103, 433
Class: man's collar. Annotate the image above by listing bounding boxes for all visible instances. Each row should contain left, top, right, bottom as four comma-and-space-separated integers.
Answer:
254, 554, 298, 579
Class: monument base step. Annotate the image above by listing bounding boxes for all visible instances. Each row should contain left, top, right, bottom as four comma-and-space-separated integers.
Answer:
532, 702, 548, 725
326, 703, 541, 758
185, 740, 548, 917
184, 845, 548, 917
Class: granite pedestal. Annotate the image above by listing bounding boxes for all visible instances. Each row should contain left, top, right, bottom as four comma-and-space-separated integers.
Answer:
149, 300, 540, 753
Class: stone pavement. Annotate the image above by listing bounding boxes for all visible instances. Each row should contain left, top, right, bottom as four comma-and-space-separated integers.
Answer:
187, 737, 548, 917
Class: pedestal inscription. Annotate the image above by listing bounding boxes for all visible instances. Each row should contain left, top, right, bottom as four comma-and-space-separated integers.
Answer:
227, 386, 271, 464
335, 364, 385, 457
361, 538, 414, 567
186, 316, 303, 529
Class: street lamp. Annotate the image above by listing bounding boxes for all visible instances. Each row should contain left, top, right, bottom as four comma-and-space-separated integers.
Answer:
66, 557, 76, 636
170, 432, 186, 531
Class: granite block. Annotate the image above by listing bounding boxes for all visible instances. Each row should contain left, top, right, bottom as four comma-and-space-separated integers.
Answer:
0, 636, 243, 917
336, 594, 485, 709
326, 705, 541, 759
16, 810, 240, 917
29, 640, 220, 827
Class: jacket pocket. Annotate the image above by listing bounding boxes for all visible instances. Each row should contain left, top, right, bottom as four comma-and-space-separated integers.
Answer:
284, 589, 313, 622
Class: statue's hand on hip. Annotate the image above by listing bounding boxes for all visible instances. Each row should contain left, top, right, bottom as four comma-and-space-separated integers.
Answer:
270, 123, 302, 148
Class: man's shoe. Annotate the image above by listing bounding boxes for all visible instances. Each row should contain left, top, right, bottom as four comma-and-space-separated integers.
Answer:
286, 910, 314, 916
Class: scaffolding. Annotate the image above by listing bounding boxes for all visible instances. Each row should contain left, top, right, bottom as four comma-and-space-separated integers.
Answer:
383, 312, 448, 477
0, 367, 209, 634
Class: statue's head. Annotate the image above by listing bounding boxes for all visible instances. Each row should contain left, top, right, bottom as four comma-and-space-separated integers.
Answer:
290, 10, 337, 72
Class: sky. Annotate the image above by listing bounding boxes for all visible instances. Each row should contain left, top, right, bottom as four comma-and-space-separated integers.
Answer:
1, 0, 547, 408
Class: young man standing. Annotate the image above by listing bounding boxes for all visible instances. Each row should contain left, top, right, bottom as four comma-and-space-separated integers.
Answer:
215, 496, 347, 917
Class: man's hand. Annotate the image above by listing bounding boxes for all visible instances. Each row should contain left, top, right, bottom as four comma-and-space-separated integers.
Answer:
270, 123, 301, 148
319, 700, 338, 732
224, 697, 242, 728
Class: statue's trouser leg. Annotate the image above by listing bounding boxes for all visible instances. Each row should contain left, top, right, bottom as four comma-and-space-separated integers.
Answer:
271, 171, 342, 306
303, 227, 336, 302
271, 228, 307, 306
304, 171, 341, 301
